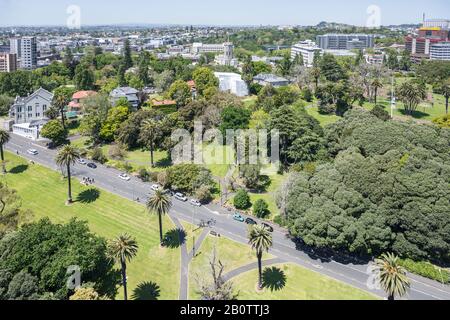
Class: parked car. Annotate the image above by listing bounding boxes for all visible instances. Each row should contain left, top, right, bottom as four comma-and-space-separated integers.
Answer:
151, 184, 162, 192
190, 199, 201, 207
118, 173, 131, 181
262, 223, 274, 232
233, 213, 245, 223
27, 149, 38, 155
245, 217, 257, 225
210, 231, 221, 237
175, 192, 188, 202
87, 163, 97, 169
163, 189, 174, 196
77, 159, 87, 165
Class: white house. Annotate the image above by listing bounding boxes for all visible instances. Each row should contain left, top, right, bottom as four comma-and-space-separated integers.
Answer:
9, 87, 53, 140
214, 72, 249, 97
110, 87, 140, 109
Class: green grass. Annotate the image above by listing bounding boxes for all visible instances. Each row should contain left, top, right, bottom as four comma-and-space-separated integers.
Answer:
248, 173, 285, 220
233, 263, 378, 300
179, 219, 205, 255
305, 105, 340, 127
1, 152, 180, 300
188, 235, 273, 300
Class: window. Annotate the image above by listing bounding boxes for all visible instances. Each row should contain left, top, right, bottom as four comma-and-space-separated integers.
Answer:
35, 113, 40, 117
28, 105, 32, 111
43, 105, 47, 111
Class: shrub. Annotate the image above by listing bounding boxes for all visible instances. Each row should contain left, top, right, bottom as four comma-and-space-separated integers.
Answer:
253, 199, 269, 218
398, 259, 450, 284
157, 171, 171, 189
432, 115, 450, 128
108, 144, 126, 160
302, 88, 313, 102
90, 147, 107, 164
234, 189, 251, 210
370, 105, 390, 121
138, 168, 150, 182
195, 186, 213, 204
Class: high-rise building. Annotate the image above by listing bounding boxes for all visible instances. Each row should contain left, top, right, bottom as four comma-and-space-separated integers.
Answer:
291, 40, 322, 67
20, 37, 37, 70
0, 53, 18, 72
316, 34, 375, 50
9, 38, 21, 57
430, 42, 450, 61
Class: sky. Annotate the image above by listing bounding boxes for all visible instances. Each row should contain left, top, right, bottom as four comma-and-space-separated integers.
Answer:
0, 0, 449, 27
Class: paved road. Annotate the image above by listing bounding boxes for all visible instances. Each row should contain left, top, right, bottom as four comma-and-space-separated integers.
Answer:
5, 134, 450, 300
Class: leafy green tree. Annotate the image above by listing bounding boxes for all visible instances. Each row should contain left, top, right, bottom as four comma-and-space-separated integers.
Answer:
40, 120, 68, 146
193, 67, 219, 96
6, 270, 39, 300
240, 164, 261, 189
373, 253, 410, 300
108, 234, 138, 301
167, 80, 192, 108
52, 86, 76, 129
438, 80, 450, 114
74, 63, 95, 90
123, 39, 133, 70
146, 190, 172, 245
55, 145, 80, 204
0, 182, 31, 237
139, 119, 163, 167
248, 225, 273, 290
397, 80, 427, 115
370, 105, 390, 121
79, 94, 111, 144
253, 199, 269, 219
0, 129, 10, 174
219, 106, 251, 135
154, 70, 175, 92
100, 106, 131, 142
371, 78, 383, 104
318, 53, 347, 82
0, 94, 14, 117
234, 189, 251, 210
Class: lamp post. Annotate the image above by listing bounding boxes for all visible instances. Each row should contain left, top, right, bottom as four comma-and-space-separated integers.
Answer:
390, 76, 396, 119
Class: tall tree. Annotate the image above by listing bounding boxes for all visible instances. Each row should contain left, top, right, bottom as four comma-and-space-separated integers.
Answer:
0, 129, 10, 174
108, 234, 138, 301
397, 80, 427, 115
52, 86, 75, 130
371, 78, 383, 104
439, 80, 450, 114
373, 253, 410, 300
248, 225, 273, 290
146, 190, 172, 245
74, 63, 95, 90
55, 145, 80, 204
139, 119, 162, 168
123, 39, 133, 70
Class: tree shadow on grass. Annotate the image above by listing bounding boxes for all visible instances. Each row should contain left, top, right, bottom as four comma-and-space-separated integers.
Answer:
132, 282, 161, 300
162, 228, 186, 249
9, 164, 28, 174
398, 109, 430, 119
155, 156, 172, 169
262, 267, 287, 292
76, 188, 100, 204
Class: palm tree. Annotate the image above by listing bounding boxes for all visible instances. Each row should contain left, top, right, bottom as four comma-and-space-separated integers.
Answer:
139, 119, 161, 168
248, 225, 273, 290
0, 129, 10, 174
440, 80, 450, 115
371, 78, 383, 104
55, 145, 80, 204
397, 81, 427, 116
146, 190, 172, 245
108, 234, 139, 300
373, 253, 410, 300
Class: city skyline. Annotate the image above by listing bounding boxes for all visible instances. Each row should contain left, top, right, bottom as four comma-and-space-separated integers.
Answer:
0, 0, 449, 27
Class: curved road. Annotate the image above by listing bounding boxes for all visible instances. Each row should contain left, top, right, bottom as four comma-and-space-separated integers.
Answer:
5, 134, 450, 300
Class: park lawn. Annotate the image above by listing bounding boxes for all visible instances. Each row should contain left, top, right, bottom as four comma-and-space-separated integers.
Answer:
188, 235, 274, 300
242, 95, 258, 109
305, 105, 340, 127
203, 143, 234, 179
248, 173, 285, 220
1, 152, 180, 300
179, 219, 205, 255
233, 263, 378, 300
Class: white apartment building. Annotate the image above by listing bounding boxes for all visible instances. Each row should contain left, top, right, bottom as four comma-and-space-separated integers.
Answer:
291, 40, 322, 67
430, 42, 450, 61
20, 37, 37, 70
9, 38, 21, 57
0, 53, 17, 72
214, 72, 249, 97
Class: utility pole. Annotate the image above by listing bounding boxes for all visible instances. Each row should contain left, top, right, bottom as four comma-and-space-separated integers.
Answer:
390, 76, 396, 119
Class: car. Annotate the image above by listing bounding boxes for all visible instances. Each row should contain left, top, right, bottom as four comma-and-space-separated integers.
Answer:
245, 217, 257, 225
27, 149, 38, 155
118, 173, 131, 181
209, 231, 221, 238
77, 159, 87, 165
151, 184, 162, 192
175, 192, 188, 202
190, 199, 201, 207
163, 189, 174, 196
262, 223, 274, 232
87, 163, 97, 169
233, 213, 245, 223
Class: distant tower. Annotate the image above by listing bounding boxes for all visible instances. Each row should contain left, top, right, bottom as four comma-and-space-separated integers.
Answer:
223, 42, 234, 61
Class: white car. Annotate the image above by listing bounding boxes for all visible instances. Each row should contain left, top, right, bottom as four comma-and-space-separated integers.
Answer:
151, 184, 162, 192
175, 193, 188, 202
27, 149, 38, 155
77, 159, 87, 165
190, 199, 202, 207
118, 173, 131, 181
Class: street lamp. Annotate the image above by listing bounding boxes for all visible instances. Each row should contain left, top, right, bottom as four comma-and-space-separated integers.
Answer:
390, 76, 396, 119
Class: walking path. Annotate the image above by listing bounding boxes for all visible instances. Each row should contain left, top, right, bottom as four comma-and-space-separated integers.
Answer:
223, 258, 286, 282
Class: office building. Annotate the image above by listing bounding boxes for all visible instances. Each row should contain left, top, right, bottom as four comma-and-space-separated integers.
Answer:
316, 34, 375, 50
0, 53, 18, 72
9, 38, 21, 57
430, 42, 450, 61
20, 37, 38, 70
291, 40, 322, 67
